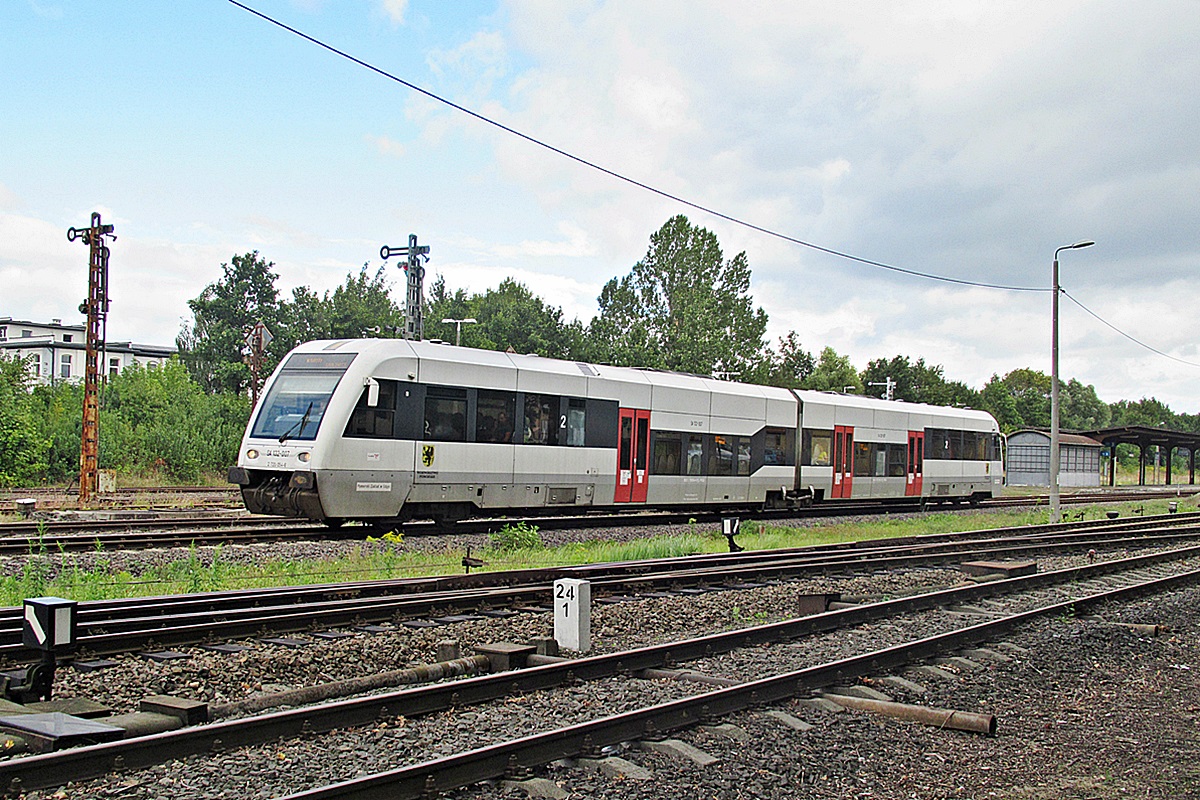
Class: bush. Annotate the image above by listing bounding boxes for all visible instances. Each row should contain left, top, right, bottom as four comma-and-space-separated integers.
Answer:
489, 522, 543, 552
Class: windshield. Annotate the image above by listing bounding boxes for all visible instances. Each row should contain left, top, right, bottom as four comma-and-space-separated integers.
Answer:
250, 371, 344, 441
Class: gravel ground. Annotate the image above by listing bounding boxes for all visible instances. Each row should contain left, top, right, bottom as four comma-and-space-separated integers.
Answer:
46, 564, 963, 713
450, 585, 1200, 800
7, 512, 1199, 799
14, 546, 1198, 799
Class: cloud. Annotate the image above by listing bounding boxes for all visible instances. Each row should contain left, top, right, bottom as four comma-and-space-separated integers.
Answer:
379, 0, 407, 25
486, 221, 596, 259
366, 134, 406, 159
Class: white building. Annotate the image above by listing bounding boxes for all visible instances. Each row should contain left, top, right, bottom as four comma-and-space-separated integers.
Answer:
0, 316, 176, 385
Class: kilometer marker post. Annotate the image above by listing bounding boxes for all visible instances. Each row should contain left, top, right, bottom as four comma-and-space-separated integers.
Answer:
553, 578, 591, 652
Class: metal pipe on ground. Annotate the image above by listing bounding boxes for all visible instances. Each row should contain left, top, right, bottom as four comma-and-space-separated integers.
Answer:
821, 693, 997, 736
637, 668, 740, 687
1104, 622, 1167, 636
209, 655, 491, 719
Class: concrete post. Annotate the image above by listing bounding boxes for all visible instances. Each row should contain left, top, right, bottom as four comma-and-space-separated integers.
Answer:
553, 578, 591, 652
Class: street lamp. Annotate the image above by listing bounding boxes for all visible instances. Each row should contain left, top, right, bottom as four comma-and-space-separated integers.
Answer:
1050, 239, 1095, 522
441, 317, 477, 346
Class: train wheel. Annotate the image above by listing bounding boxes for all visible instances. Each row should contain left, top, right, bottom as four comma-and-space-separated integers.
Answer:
430, 503, 472, 532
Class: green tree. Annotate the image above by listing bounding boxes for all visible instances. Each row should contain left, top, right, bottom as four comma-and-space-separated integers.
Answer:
860, 355, 981, 408
177, 251, 284, 395
1109, 397, 1176, 428
588, 215, 769, 379
1060, 378, 1111, 429
0, 355, 49, 486
280, 264, 406, 344
802, 347, 862, 393
425, 276, 588, 359
762, 332, 815, 387
979, 375, 1022, 431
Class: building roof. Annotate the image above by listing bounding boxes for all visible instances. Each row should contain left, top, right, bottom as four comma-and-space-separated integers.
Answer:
1009, 429, 1103, 447
1080, 425, 1200, 451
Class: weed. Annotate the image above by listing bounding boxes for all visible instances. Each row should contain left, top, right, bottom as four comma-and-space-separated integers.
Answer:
489, 522, 544, 552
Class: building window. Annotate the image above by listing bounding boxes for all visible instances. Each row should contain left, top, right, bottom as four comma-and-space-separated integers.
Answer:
21, 329, 32, 338
29, 354, 41, 377
63, 334, 73, 343
60, 353, 71, 378
109, 357, 120, 376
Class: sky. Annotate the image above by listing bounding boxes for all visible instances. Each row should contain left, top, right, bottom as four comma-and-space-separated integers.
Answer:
3, 1, 1199, 411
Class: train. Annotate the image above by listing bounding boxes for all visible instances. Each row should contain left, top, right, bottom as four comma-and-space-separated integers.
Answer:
228, 338, 1004, 527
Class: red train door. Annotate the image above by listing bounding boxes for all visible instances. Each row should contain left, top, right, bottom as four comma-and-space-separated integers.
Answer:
906, 430, 924, 496
832, 425, 854, 499
615, 408, 651, 503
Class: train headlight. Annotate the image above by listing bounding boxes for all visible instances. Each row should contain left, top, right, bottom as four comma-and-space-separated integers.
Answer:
246, 449, 260, 460
297, 452, 311, 463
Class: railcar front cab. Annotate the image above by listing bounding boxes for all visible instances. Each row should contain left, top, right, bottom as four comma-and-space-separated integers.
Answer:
228, 351, 356, 523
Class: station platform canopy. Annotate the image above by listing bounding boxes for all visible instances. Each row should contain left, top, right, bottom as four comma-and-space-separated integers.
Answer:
1077, 425, 1200, 486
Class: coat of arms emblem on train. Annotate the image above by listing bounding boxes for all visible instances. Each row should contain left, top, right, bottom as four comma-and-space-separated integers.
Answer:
421, 445, 436, 467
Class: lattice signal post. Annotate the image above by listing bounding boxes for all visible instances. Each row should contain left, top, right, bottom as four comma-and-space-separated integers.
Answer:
380, 234, 430, 341
67, 213, 116, 506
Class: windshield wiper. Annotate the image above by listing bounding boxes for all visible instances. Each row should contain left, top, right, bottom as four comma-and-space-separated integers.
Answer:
278, 402, 314, 444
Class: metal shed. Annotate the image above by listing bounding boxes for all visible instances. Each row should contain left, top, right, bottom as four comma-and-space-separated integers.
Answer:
1005, 429, 1102, 487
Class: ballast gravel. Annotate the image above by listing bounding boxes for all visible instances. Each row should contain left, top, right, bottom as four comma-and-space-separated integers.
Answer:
5, 510, 1199, 799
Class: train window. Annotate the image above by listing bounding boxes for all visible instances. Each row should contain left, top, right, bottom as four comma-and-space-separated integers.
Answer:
619, 414, 633, 470
344, 379, 398, 439
566, 399, 586, 446
523, 394, 557, 445
476, 390, 515, 443
737, 439, 751, 476
887, 443, 907, 476
424, 389, 467, 442
635, 416, 649, 472
652, 433, 682, 474
250, 371, 340, 441
853, 441, 872, 477
685, 434, 704, 475
925, 428, 951, 460
763, 429, 787, 466
709, 435, 734, 476
969, 432, 987, 460
801, 430, 832, 467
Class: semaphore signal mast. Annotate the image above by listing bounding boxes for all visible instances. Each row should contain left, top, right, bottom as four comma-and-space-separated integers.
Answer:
67, 212, 115, 506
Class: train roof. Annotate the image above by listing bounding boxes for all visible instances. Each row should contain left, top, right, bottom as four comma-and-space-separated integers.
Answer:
791, 388, 996, 424
285, 339, 995, 423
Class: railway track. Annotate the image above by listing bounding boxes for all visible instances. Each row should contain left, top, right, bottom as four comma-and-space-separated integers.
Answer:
3, 538, 1195, 797
0, 487, 1195, 551
2, 512, 1198, 663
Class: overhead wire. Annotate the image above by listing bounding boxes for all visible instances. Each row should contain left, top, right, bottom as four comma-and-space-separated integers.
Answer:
227, 1, 1199, 369
226, 0, 1045, 293
1061, 290, 1200, 369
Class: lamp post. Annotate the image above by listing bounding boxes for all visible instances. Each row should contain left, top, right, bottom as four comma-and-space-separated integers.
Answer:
441, 317, 477, 346
1050, 240, 1095, 521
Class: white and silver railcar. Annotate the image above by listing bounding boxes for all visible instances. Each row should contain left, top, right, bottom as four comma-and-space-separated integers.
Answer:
228, 339, 1003, 526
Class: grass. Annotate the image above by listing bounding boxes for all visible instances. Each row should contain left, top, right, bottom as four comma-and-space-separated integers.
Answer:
5, 495, 1196, 607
